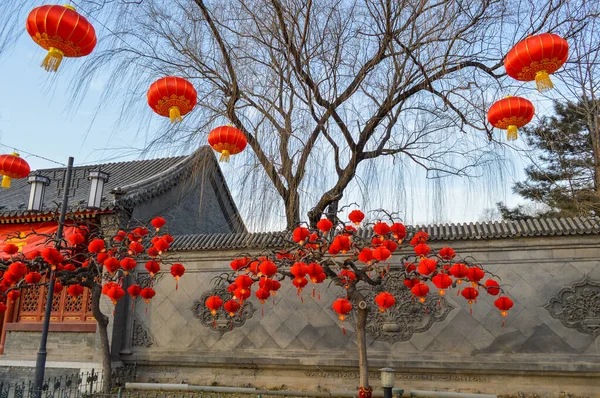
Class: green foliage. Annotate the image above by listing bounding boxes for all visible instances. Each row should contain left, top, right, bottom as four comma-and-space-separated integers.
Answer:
502, 97, 600, 219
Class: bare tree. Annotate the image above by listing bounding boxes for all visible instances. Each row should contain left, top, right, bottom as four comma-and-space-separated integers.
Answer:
1, 0, 597, 229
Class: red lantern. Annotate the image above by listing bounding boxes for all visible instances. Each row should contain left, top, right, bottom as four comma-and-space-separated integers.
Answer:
290, 262, 308, 278
461, 287, 479, 315
208, 125, 247, 162
390, 223, 406, 242
292, 227, 310, 245
438, 247, 456, 260
411, 283, 429, 303
317, 218, 334, 232
270, 280, 281, 296
373, 222, 391, 236
417, 258, 437, 276
488, 96, 535, 141
485, 280, 501, 296
105, 283, 126, 305
410, 231, 429, 246
103, 257, 120, 274
127, 284, 142, 298
382, 240, 398, 253
449, 263, 469, 291
375, 292, 396, 312
348, 210, 365, 225
3, 244, 19, 255
332, 298, 353, 334
432, 273, 452, 296
120, 258, 137, 274
151, 217, 166, 231
414, 243, 431, 257
235, 274, 254, 290
205, 295, 223, 315
7, 290, 20, 302
258, 260, 277, 278
0, 153, 30, 189
224, 299, 240, 317
338, 269, 356, 288
67, 284, 84, 299
26, 5, 96, 72
372, 247, 391, 262
494, 296, 514, 324
306, 263, 324, 283
505, 33, 568, 92
358, 248, 374, 265
88, 239, 105, 253
467, 267, 485, 287
140, 287, 156, 304
147, 76, 197, 123
170, 263, 185, 290
292, 276, 308, 296
255, 288, 270, 306
145, 260, 160, 277
24, 272, 42, 285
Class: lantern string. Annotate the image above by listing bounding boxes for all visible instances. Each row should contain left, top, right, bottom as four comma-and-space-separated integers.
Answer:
0, 143, 66, 166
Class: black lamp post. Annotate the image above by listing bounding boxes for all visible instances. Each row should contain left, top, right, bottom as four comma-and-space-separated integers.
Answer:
33, 157, 74, 398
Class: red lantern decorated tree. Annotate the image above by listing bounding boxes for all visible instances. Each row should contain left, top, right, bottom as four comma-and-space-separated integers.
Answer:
147, 76, 198, 123
0, 153, 30, 189
488, 96, 535, 141
504, 33, 569, 92
0, 216, 185, 393
26, 4, 97, 72
207, 125, 248, 162
207, 210, 508, 398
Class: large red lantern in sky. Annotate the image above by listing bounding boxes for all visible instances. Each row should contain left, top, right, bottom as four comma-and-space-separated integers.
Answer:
504, 33, 568, 92
26, 5, 97, 72
147, 76, 197, 123
487, 96, 535, 141
0, 153, 30, 189
208, 125, 248, 162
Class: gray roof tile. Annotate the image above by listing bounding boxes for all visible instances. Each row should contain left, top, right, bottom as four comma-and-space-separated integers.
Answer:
171, 216, 600, 252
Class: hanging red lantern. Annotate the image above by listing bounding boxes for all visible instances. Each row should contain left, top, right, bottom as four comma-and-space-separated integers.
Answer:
373, 222, 391, 237
145, 260, 160, 277
290, 262, 308, 278
317, 218, 334, 233
127, 284, 142, 299
461, 287, 479, 315
372, 247, 391, 262
292, 227, 310, 245
467, 267, 485, 287
390, 223, 406, 242
224, 299, 240, 317
488, 97, 535, 141
411, 283, 429, 303
505, 33, 568, 92
449, 263, 469, 291
258, 260, 277, 278
338, 269, 356, 289
0, 153, 30, 189
332, 298, 353, 334
348, 210, 365, 225
105, 284, 126, 305
432, 273, 452, 296
3, 244, 19, 255
140, 287, 156, 304
205, 295, 223, 315
403, 278, 419, 289
24, 272, 43, 285
306, 263, 324, 283
382, 240, 398, 253
120, 258, 137, 275
417, 258, 437, 276
292, 276, 308, 296
414, 243, 431, 258
494, 296, 514, 327
26, 5, 96, 72
438, 247, 456, 260
147, 76, 197, 123
485, 279, 501, 296
208, 125, 247, 162
7, 290, 20, 302
67, 284, 84, 300
270, 280, 281, 296
375, 292, 396, 312
358, 248, 374, 265
151, 217, 166, 231
170, 263, 185, 290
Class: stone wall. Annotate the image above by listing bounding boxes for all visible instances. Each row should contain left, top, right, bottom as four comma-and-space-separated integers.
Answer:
3, 331, 99, 362
126, 234, 600, 397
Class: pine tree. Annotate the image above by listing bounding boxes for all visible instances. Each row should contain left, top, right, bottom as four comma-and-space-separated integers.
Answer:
508, 98, 600, 218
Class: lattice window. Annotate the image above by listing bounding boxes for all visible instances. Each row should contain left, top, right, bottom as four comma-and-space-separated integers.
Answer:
17, 284, 94, 323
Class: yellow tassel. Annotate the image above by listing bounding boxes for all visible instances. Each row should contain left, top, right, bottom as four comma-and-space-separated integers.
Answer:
41, 47, 64, 72
535, 70, 554, 92
1, 176, 11, 189
507, 125, 518, 141
169, 107, 182, 123
219, 150, 230, 162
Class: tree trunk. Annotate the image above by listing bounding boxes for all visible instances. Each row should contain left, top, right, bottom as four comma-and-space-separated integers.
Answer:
348, 288, 372, 398
285, 189, 301, 229
91, 285, 113, 394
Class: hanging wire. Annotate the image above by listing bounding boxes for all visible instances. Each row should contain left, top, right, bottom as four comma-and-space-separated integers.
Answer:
0, 143, 66, 166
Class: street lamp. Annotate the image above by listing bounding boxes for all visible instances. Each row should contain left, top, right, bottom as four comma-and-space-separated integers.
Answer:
87, 171, 109, 209
27, 175, 50, 212
380, 367, 396, 398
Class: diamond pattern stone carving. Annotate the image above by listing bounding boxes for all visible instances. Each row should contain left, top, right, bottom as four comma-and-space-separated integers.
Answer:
193, 285, 256, 334
544, 276, 600, 336
350, 271, 454, 343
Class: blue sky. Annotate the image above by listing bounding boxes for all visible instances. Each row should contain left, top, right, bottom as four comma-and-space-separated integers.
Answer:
0, 15, 568, 228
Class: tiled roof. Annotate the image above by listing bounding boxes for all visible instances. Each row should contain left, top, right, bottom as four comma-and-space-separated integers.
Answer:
171, 216, 600, 251
0, 146, 236, 220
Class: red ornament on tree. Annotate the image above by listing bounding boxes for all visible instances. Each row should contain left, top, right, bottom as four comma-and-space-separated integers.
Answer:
494, 296, 514, 326
485, 279, 501, 296
348, 210, 365, 225
375, 292, 396, 312
208, 125, 248, 162
0, 153, 30, 189
147, 77, 197, 123
26, 5, 96, 72
488, 97, 535, 141
170, 263, 186, 289
505, 33, 568, 92
332, 298, 353, 334
461, 287, 479, 315
411, 283, 430, 303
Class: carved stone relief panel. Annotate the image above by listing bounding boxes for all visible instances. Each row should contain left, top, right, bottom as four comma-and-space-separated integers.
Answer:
350, 271, 454, 343
193, 285, 256, 335
545, 276, 600, 336
132, 320, 155, 347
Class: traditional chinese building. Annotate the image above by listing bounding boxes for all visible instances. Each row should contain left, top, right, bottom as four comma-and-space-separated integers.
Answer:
0, 146, 244, 374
